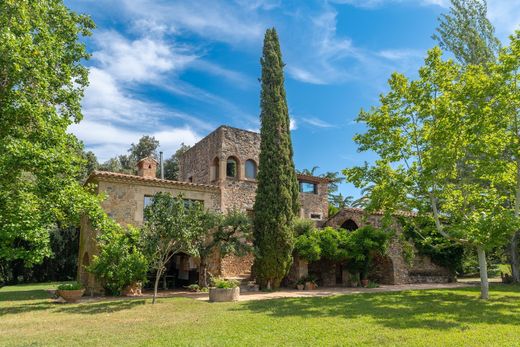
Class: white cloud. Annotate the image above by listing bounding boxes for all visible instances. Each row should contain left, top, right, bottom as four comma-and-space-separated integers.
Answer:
70, 120, 200, 162
120, 0, 265, 44
290, 117, 297, 130
92, 31, 196, 84
286, 66, 327, 85
301, 117, 333, 128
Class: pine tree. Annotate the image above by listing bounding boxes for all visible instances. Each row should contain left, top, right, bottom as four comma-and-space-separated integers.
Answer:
253, 28, 299, 289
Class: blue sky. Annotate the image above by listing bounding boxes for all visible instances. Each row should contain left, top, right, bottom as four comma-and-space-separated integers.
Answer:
66, 0, 520, 198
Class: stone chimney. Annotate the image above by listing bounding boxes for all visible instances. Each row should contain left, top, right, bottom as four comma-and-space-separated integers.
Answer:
137, 157, 158, 178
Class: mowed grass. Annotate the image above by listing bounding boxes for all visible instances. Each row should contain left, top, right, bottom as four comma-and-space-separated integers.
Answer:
1, 283, 520, 346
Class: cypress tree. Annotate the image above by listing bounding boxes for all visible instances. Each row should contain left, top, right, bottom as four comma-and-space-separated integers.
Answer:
253, 28, 299, 289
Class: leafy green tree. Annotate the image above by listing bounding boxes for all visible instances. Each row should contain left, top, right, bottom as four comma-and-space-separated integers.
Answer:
129, 135, 159, 163
496, 31, 520, 282
0, 0, 100, 266
197, 210, 252, 287
433, 0, 500, 65
99, 135, 159, 175
89, 223, 148, 295
346, 226, 390, 280
253, 28, 300, 289
345, 48, 517, 299
163, 143, 190, 180
141, 192, 206, 303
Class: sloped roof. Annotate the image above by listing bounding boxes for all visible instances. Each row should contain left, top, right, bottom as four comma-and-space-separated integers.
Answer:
85, 171, 219, 191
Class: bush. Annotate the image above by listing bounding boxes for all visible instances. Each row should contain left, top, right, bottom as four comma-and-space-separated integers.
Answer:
57, 282, 83, 290
88, 222, 148, 295
212, 278, 239, 289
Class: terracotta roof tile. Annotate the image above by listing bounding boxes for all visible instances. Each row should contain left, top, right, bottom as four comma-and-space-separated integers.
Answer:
85, 171, 219, 190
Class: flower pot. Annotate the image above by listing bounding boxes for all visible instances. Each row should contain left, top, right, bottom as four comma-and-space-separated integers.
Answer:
57, 289, 85, 303
361, 279, 369, 287
209, 287, 240, 302
304, 281, 317, 290
122, 282, 142, 296
296, 284, 304, 291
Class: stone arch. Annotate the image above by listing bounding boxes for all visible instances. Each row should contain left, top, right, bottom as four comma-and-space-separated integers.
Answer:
245, 159, 257, 179
341, 219, 359, 231
211, 157, 220, 181
226, 156, 240, 178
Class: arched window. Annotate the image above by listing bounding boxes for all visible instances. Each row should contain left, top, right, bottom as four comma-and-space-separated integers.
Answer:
211, 157, 219, 181
226, 157, 238, 178
245, 159, 257, 179
341, 219, 358, 231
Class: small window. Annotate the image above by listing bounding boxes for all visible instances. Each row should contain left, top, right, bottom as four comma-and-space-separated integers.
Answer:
299, 181, 317, 194
188, 176, 193, 182
144, 196, 154, 209
211, 157, 220, 181
227, 157, 238, 178
245, 160, 257, 179
310, 213, 322, 220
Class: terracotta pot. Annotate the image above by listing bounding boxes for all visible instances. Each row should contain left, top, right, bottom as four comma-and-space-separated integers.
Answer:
209, 287, 240, 302
304, 281, 317, 290
57, 289, 85, 303
361, 279, 369, 287
122, 282, 142, 296
296, 284, 304, 291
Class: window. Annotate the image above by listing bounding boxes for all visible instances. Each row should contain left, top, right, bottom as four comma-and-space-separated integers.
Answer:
310, 213, 322, 220
227, 157, 238, 178
144, 196, 154, 209
245, 159, 257, 179
299, 181, 317, 194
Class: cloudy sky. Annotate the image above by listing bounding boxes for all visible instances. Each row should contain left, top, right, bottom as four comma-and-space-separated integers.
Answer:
66, 0, 520, 198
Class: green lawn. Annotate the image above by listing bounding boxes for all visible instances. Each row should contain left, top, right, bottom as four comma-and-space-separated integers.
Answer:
1, 283, 520, 346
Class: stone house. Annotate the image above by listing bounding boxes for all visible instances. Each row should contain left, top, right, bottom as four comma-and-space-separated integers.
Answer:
78, 125, 452, 293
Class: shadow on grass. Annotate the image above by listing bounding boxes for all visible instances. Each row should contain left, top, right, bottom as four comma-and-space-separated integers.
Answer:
0, 289, 51, 302
0, 297, 146, 316
234, 285, 520, 331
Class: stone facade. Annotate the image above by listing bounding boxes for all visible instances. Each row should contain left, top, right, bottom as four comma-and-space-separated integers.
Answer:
78, 125, 452, 293
321, 208, 453, 285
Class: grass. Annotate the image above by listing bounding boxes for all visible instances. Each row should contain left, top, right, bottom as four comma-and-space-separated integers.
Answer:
1, 283, 520, 346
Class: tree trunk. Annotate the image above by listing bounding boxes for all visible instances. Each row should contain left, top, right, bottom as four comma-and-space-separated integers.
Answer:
198, 257, 208, 287
511, 232, 520, 282
477, 247, 489, 300
152, 268, 162, 304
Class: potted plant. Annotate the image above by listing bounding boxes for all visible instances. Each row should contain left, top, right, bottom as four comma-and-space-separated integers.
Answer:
56, 282, 85, 303
295, 277, 305, 290
122, 281, 143, 296
303, 275, 318, 290
209, 278, 240, 302
350, 272, 360, 287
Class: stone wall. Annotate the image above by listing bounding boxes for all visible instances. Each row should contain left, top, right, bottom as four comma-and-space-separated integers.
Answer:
325, 208, 453, 285
299, 182, 329, 221
179, 128, 222, 184
77, 173, 221, 292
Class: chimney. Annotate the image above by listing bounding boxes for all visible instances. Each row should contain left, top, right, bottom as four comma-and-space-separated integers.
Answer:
137, 157, 158, 178
159, 151, 164, 179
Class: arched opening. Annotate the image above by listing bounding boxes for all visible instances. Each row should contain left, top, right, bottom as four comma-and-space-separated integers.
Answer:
341, 219, 358, 231
211, 157, 219, 181
226, 156, 239, 178
245, 159, 257, 179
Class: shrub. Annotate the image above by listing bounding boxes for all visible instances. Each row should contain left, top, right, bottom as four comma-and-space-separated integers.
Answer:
57, 282, 83, 290
212, 278, 239, 289
88, 223, 148, 295
347, 226, 390, 280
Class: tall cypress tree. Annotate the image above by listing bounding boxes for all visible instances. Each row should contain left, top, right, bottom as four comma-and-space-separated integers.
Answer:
253, 28, 299, 289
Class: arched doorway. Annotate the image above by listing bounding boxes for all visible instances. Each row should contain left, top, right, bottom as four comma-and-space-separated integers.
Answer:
341, 219, 358, 231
